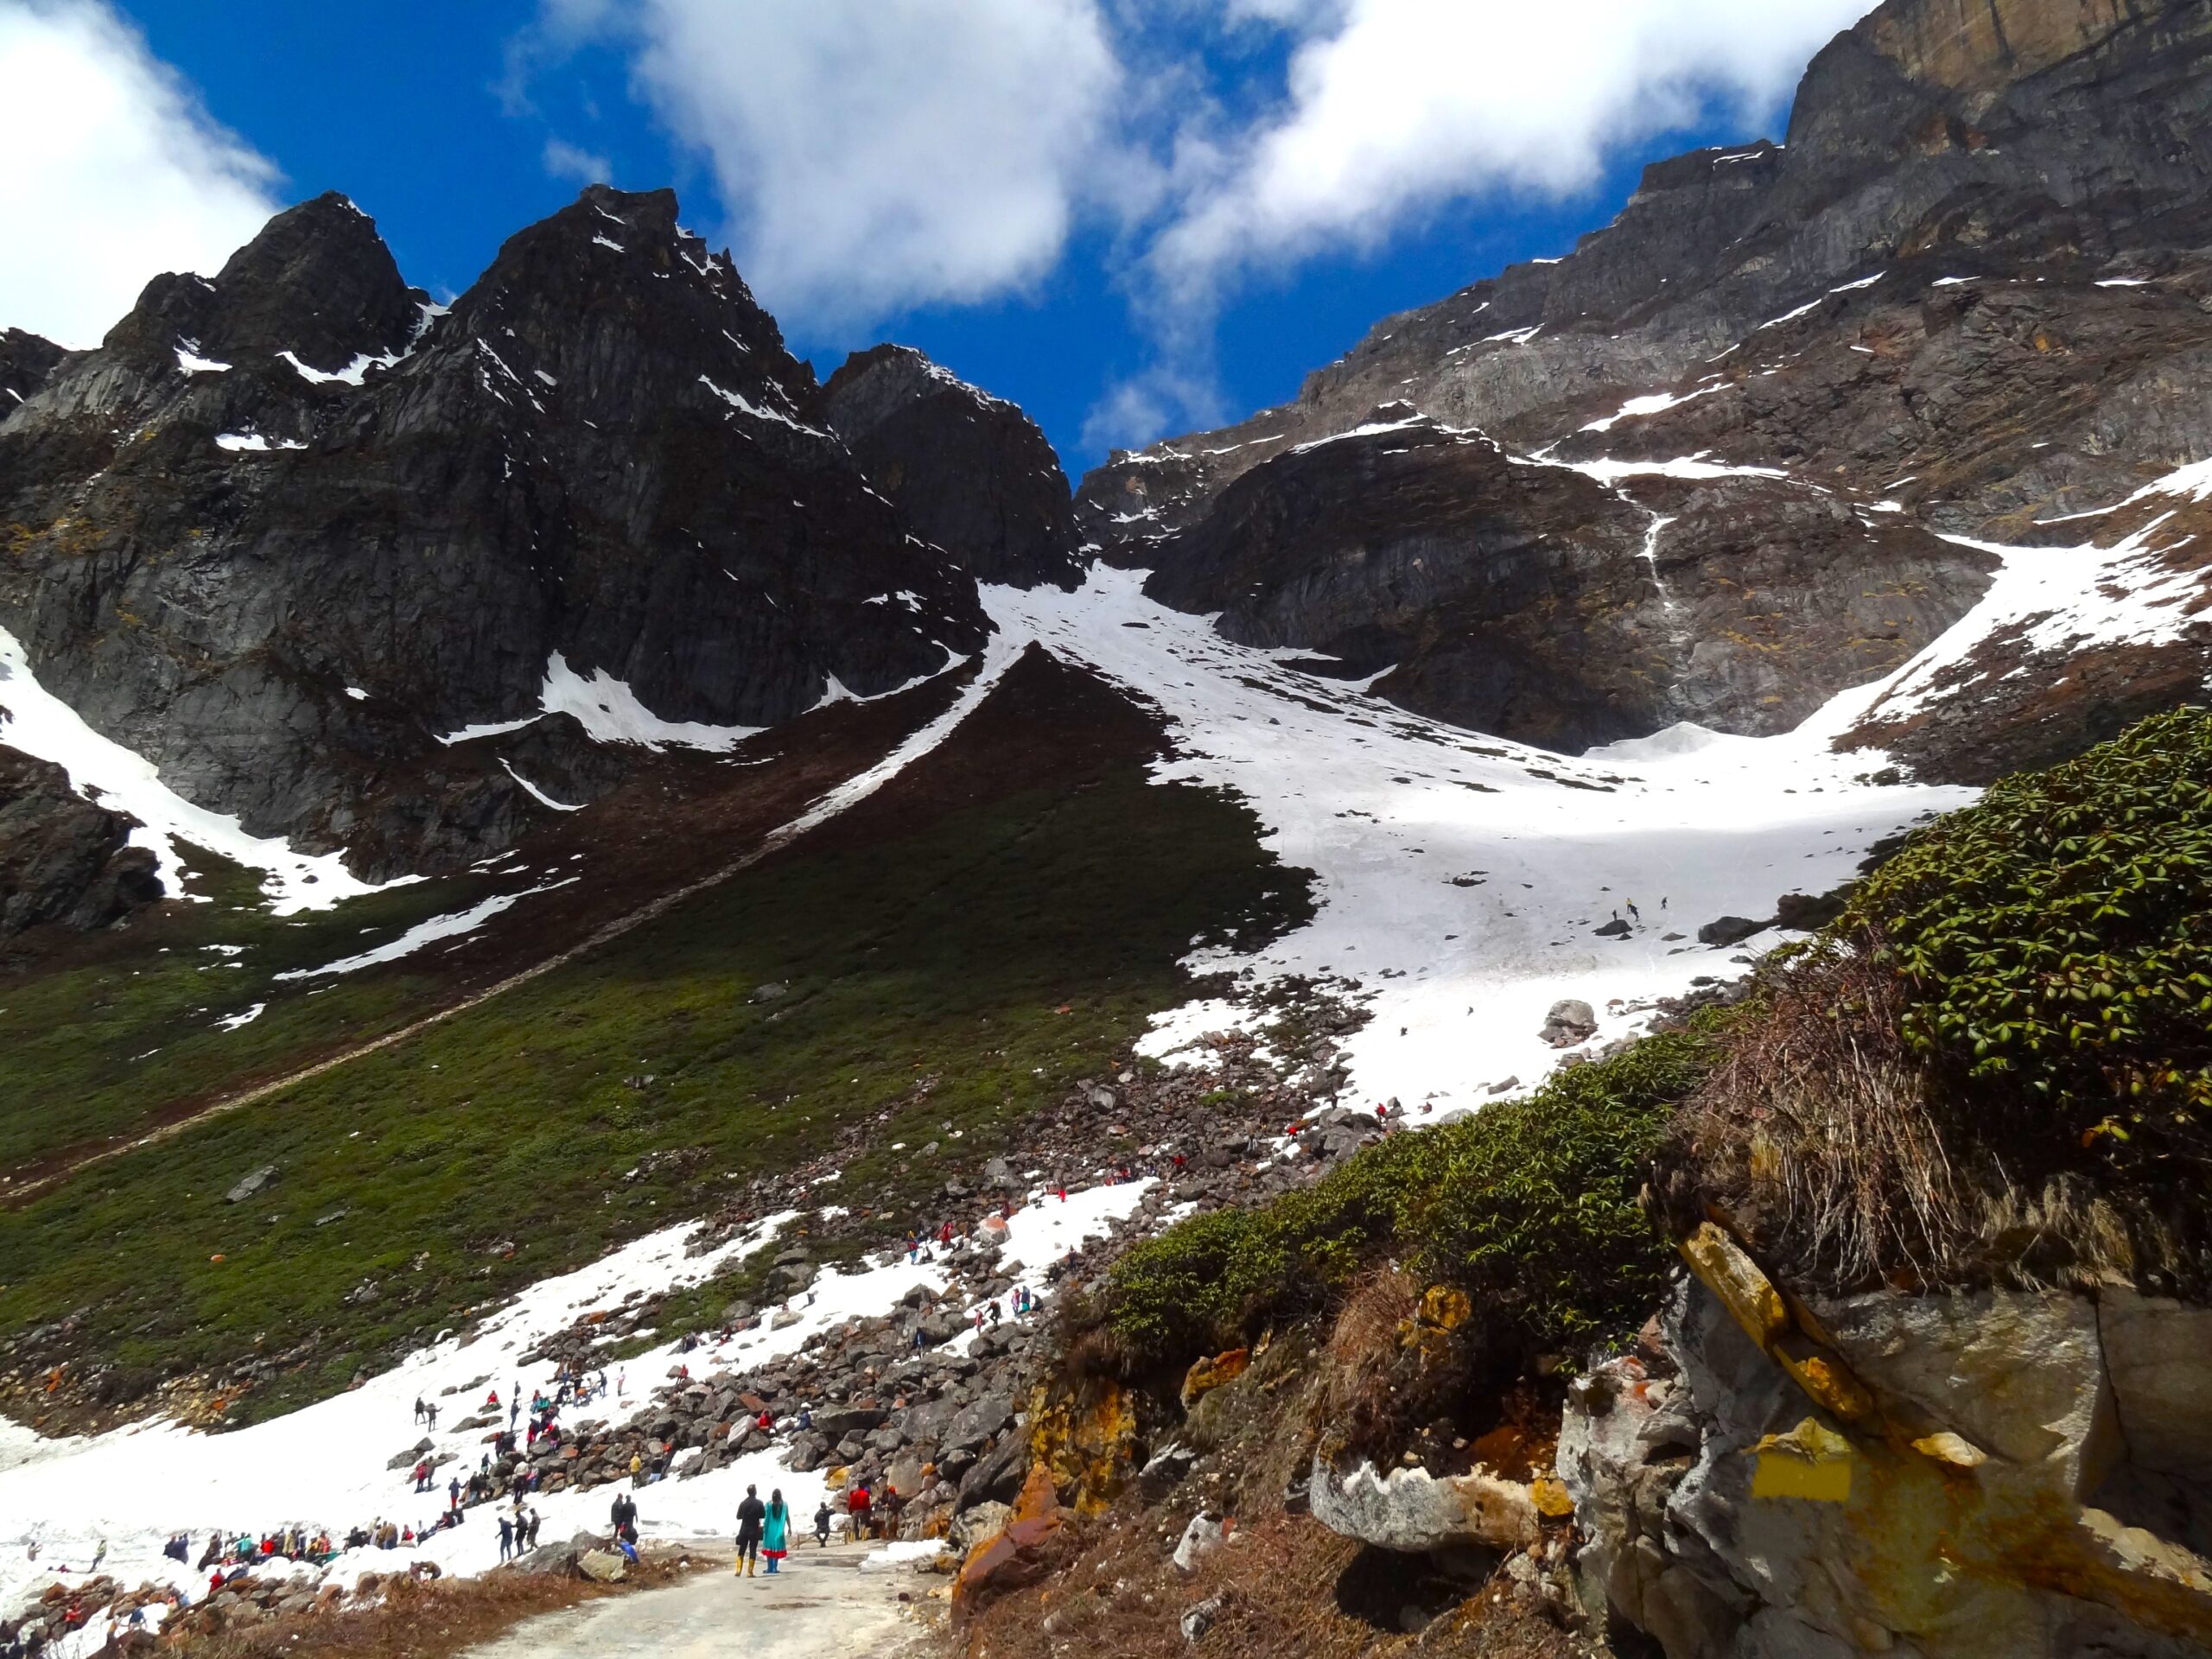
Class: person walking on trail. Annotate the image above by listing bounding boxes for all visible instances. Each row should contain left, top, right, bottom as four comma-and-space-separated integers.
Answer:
848, 1482, 873, 1541
734, 1485, 766, 1577
761, 1490, 791, 1575
496, 1513, 514, 1564
412, 1396, 426, 1425
1627, 899, 1642, 924
814, 1500, 833, 1548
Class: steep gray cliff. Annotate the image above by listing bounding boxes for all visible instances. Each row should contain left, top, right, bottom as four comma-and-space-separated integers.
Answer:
0, 188, 989, 882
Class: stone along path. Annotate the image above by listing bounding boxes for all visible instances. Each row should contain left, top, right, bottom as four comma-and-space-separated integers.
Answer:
460, 1546, 931, 1659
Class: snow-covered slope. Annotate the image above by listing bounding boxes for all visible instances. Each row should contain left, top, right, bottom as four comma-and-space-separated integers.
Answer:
0, 1178, 1152, 1648
988, 565, 1988, 1114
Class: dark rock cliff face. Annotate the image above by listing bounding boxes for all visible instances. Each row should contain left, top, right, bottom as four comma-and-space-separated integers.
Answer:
0, 746, 162, 939
1081, 0, 2212, 766
1144, 415, 1993, 748
0, 330, 64, 409
814, 344, 1083, 590
0, 187, 989, 880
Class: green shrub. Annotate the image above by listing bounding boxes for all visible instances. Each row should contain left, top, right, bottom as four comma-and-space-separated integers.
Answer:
1103, 1020, 1719, 1370
1841, 705, 2212, 1158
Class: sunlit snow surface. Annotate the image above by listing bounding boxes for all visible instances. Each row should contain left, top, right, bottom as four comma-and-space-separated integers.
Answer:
0, 625, 391, 914
986, 567, 1980, 1110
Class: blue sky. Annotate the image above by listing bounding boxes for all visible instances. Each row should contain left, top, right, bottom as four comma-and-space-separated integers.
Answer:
5, 0, 1873, 471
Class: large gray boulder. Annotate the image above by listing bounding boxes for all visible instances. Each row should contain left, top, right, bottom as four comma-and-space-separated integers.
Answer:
1307, 1454, 1538, 1554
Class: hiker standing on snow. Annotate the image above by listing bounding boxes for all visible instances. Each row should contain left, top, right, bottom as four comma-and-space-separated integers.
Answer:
496, 1513, 514, 1563
734, 1485, 766, 1577
412, 1396, 426, 1425
761, 1491, 791, 1574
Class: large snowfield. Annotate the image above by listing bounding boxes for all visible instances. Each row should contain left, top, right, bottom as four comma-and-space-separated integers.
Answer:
988, 567, 1974, 1111
6, 467, 2204, 1630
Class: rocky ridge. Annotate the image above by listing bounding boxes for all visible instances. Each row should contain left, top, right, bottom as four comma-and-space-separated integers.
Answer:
1080, 0, 2212, 771
0, 187, 988, 886
815, 343, 1085, 590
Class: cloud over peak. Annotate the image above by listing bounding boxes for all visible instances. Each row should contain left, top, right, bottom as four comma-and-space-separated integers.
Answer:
0, 0, 282, 349
536, 0, 1123, 329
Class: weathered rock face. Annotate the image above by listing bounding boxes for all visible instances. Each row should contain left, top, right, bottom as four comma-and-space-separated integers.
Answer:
0, 745, 162, 938
1142, 416, 1993, 748
1561, 1275, 2212, 1657
814, 344, 1083, 590
1080, 0, 2212, 766
0, 328, 64, 407
0, 188, 988, 880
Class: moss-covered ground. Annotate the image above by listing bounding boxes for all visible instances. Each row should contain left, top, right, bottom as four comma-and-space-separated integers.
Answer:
0, 652, 1313, 1421
0, 855, 509, 1177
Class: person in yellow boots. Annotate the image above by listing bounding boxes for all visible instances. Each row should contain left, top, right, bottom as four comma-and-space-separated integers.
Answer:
734, 1484, 766, 1577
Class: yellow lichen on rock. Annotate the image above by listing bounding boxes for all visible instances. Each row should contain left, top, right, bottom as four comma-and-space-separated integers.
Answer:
1774, 1332, 1878, 1423
1750, 1417, 1855, 1503
1179, 1346, 1249, 1411
1530, 1473, 1576, 1519
1680, 1222, 1789, 1350
1027, 1377, 1140, 1515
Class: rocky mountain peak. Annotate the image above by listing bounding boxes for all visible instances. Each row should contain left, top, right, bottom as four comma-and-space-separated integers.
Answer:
98, 190, 417, 378
446, 184, 811, 432
0, 327, 62, 407
815, 342, 1084, 590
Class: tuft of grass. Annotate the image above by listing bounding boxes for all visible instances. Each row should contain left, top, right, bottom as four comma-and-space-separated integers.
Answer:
1660, 706, 2212, 1297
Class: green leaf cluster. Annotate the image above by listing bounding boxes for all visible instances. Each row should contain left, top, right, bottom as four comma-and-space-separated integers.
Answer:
1839, 705, 2212, 1161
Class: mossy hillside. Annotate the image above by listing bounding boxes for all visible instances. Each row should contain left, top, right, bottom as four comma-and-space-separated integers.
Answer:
1101, 1020, 1720, 1376
0, 854, 511, 1174
1, 666, 1311, 1422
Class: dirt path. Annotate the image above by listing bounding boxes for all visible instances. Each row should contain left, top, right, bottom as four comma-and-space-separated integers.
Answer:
461, 1547, 934, 1659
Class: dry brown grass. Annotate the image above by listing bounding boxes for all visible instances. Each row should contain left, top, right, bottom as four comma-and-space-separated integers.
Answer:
960, 1507, 1583, 1659
1661, 941, 1970, 1290
1656, 936, 2177, 1295
162, 1554, 704, 1659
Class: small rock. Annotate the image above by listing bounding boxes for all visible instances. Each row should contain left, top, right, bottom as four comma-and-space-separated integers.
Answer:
225, 1165, 278, 1204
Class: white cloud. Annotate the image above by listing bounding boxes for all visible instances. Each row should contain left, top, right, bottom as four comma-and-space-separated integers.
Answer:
536, 0, 1124, 331
0, 0, 281, 348
1150, 0, 1871, 301
542, 135, 612, 184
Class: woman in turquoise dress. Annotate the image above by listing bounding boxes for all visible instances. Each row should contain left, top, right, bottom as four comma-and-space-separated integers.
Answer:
761, 1490, 791, 1574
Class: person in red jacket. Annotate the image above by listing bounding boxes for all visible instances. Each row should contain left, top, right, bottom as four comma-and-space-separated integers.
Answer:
848, 1482, 874, 1541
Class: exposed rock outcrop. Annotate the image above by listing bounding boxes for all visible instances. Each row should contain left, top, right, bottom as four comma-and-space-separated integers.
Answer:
1560, 1258, 2212, 1656
814, 343, 1084, 589
0, 744, 162, 938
